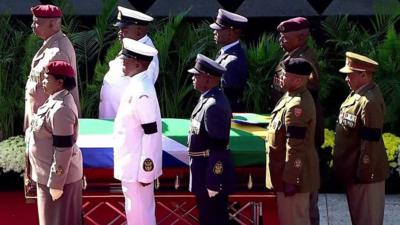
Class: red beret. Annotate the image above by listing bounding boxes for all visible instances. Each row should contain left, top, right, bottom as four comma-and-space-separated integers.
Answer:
45, 61, 75, 78
31, 5, 62, 18
277, 17, 309, 33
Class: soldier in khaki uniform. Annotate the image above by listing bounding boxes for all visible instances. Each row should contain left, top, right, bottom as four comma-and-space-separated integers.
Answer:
334, 52, 389, 225
26, 61, 83, 225
266, 58, 320, 225
272, 17, 324, 225
25, 4, 80, 131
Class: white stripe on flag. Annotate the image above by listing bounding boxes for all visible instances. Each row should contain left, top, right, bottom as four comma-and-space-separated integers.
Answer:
161, 135, 189, 165
77, 134, 113, 148
77, 134, 189, 166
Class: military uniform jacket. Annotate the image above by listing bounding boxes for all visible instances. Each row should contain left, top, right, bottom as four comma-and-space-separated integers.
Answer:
274, 44, 320, 95
24, 31, 80, 131
273, 44, 324, 147
113, 71, 162, 183
216, 42, 248, 106
188, 87, 234, 194
26, 90, 82, 190
99, 35, 159, 119
266, 86, 320, 192
334, 83, 389, 184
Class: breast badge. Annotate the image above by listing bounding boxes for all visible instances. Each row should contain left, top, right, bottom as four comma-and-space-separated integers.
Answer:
294, 159, 302, 168
213, 161, 224, 175
143, 158, 154, 172
362, 155, 370, 164
55, 166, 64, 176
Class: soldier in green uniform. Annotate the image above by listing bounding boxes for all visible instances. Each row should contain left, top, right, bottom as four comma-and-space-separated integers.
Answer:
334, 52, 389, 225
272, 17, 324, 225
266, 58, 320, 225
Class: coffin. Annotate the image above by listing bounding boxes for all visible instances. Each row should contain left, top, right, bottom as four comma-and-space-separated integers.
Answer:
25, 113, 271, 195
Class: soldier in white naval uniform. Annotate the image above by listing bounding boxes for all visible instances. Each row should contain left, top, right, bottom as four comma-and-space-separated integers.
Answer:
113, 38, 162, 225
99, 6, 159, 119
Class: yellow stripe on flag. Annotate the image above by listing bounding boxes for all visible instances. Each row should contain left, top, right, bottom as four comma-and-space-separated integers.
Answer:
231, 122, 267, 138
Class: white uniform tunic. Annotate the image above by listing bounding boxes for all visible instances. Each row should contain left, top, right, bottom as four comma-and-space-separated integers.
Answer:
99, 35, 159, 119
113, 70, 162, 225
113, 71, 162, 183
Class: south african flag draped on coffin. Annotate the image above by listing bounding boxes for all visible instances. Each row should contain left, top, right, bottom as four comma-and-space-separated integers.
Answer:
77, 114, 270, 168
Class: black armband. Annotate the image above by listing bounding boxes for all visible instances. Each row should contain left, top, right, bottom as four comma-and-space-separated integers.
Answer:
360, 127, 381, 141
286, 126, 307, 139
141, 122, 158, 134
53, 135, 74, 148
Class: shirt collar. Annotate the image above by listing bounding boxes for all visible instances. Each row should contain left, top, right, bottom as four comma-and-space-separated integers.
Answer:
50, 89, 65, 99
288, 44, 308, 56
43, 30, 62, 46
221, 40, 240, 54
138, 35, 150, 44
355, 83, 371, 94
201, 89, 210, 100
130, 70, 147, 82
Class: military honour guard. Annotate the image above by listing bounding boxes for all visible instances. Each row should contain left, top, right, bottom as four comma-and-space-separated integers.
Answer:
113, 38, 162, 225
333, 52, 389, 225
187, 54, 234, 225
19, 3, 394, 225
265, 58, 320, 225
25, 4, 80, 131
99, 6, 159, 119
210, 9, 249, 112
26, 60, 83, 225
274, 17, 324, 225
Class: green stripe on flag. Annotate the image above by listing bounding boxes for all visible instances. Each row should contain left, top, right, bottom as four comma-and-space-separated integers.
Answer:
79, 119, 114, 135
162, 119, 189, 146
163, 118, 266, 166
79, 118, 267, 167
230, 127, 266, 166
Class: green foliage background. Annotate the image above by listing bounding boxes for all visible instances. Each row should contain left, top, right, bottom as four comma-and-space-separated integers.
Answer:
0, 0, 400, 192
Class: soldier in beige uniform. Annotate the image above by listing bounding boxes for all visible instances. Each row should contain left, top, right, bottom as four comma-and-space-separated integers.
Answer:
266, 58, 320, 225
25, 4, 80, 131
334, 52, 389, 225
26, 61, 83, 225
272, 17, 324, 225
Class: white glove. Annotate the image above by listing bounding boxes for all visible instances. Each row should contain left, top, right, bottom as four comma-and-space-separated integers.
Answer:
50, 188, 63, 201
207, 188, 219, 198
